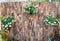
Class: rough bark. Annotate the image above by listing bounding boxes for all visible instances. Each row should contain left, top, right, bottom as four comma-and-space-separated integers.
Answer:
0, 2, 59, 41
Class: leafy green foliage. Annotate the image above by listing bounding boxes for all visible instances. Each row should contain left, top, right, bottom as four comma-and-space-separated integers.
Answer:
46, 0, 60, 2
24, 3, 37, 15
1, 30, 7, 39
44, 16, 58, 25
0, 30, 6, 41
0, 38, 6, 41
7, 39, 19, 41
48, 38, 51, 41
2, 16, 14, 30
47, 38, 56, 41
0, 16, 3, 21
51, 0, 60, 2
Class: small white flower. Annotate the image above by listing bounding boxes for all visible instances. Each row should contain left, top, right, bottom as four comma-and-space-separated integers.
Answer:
52, 16, 54, 18
48, 22, 51, 24
44, 20, 45, 22
9, 25, 12, 27
54, 22, 56, 24
45, 19, 48, 22
51, 23, 54, 25
6, 28, 8, 30
8, 23, 10, 25
56, 19, 58, 21
35, 5, 38, 8
29, 8, 31, 9
5, 24, 8, 28
4, 19, 7, 21
8, 22, 12, 25
12, 20, 14, 23
29, 3, 31, 5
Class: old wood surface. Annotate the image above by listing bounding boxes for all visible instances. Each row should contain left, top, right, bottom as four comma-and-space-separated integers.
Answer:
0, 2, 59, 41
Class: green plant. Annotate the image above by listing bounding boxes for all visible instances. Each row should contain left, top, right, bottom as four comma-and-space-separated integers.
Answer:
48, 38, 51, 41
2, 16, 14, 30
0, 30, 6, 41
47, 0, 60, 2
51, 0, 60, 2
0, 38, 6, 41
47, 38, 56, 41
0, 16, 3, 21
7, 39, 19, 41
44, 16, 58, 25
24, 3, 37, 15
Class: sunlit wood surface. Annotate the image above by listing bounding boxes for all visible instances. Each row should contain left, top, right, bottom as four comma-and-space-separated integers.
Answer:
0, 2, 59, 41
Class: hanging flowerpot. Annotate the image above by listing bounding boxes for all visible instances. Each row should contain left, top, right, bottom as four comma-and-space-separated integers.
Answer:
44, 16, 58, 25
47, 38, 56, 41
24, 3, 37, 15
1, 16, 14, 30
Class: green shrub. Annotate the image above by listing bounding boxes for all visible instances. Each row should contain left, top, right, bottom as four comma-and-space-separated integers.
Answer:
2, 16, 14, 30
7, 39, 19, 41
44, 16, 58, 25
51, 0, 60, 2
47, 0, 60, 2
24, 3, 37, 15
48, 38, 56, 41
